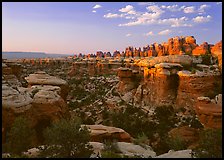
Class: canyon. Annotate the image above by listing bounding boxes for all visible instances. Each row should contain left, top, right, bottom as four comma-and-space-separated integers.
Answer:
2, 36, 222, 158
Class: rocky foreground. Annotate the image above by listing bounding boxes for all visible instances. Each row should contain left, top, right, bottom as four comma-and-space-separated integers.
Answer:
2, 36, 222, 158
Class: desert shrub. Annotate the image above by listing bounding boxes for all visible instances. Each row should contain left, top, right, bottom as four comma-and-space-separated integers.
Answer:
133, 133, 149, 146
4, 116, 35, 155
153, 105, 177, 136
192, 128, 222, 158
201, 53, 212, 65
101, 151, 122, 158
109, 104, 156, 138
166, 135, 187, 151
39, 118, 93, 158
204, 81, 222, 99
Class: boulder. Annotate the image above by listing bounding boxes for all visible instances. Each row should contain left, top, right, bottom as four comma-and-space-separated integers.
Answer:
82, 124, 132, 142
89, 142, 105, 158
116, 142, 156, 158
155, 149, 192, 158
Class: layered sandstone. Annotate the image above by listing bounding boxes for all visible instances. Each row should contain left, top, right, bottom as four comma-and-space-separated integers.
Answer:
82, 124, 132, 142
176, 70, 221, 110
194, 95, 222, 129
25, 71, 69, 100
117, 68, 141, 95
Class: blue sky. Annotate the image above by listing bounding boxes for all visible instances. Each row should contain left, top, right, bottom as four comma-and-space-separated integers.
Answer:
2, 2, 222, 54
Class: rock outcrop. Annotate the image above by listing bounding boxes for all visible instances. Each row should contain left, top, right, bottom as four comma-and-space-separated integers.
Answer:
117, 142, 156, 158
25, 71, 69, 100
176, 70, 221, 110
192, 42, 209, 56
82, 124, 132, 142
2, 64, 70, 145
155, 149, 192, 158
117, 68, 141, 95
211, 40, 222, 73
194, 95, 222, 129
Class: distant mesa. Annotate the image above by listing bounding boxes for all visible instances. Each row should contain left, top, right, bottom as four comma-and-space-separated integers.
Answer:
2, 51, 72, 59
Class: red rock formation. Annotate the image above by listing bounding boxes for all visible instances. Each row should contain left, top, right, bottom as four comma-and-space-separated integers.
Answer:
82, 124, 132, 142
135, 63, 182, 107
117, 68, 141, 95
194, 96, 222, 129
192, 42, 209, 56
211, 40, 222, 73
168, 126, 199, 149
176, 71, 222, 110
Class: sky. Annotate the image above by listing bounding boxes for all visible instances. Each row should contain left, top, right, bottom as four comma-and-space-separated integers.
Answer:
2, 2, 222, 55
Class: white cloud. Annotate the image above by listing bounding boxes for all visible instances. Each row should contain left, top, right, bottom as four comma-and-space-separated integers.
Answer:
158, 16, 192, 27
183, 6, 195, 13
161, 5, 185, 12
138, 2, 155, 6
158, 29, 172, 35
198, 4, 210, 14
146, 5, 164, 15
145, 31, 154, 36
104, 13, 124, 18
192, 15, 212, 23
93, 4, 102, 9
119, 5, 134, 13
118, 5, 164, 27
92, 10, 96, 13
126, 33, 132, 37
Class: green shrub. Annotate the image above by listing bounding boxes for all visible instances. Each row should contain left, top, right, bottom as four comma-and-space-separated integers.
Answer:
101, 151, 122, 158
4, 116, 35, 155
153, 105, 177, 136
166, 135, 187, 151
133, 133, 149, 146
109, 104, 156, 138
39, 118, 93, 158
201, 53, 212, 65
192, 128, 222, 158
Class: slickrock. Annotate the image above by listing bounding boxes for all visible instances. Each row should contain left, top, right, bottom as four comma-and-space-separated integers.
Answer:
155, 149, 192, 158
116, 142, 156, 158
81, 124, 132, 142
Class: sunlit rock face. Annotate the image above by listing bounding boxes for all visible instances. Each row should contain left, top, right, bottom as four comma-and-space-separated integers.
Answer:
192, 42, 210, 56
135, 55, 193, 68
69, 61, 122, 77
176, 71, 221, 110
194, 95, 222, 129
211, 40, 222, 73
133, 63, 182, 107
25, 71, 69, 100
